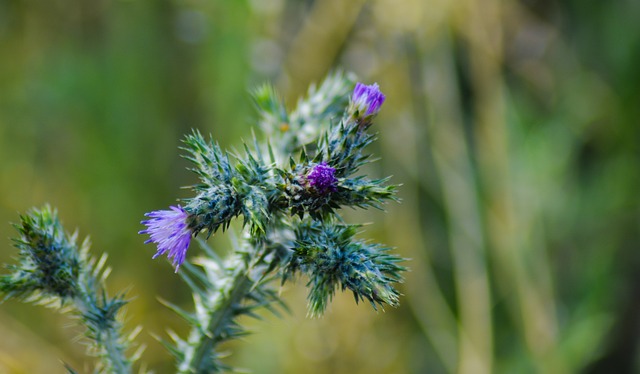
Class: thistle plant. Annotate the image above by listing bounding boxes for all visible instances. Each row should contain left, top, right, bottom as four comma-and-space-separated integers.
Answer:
0, 205, 142, 373
1, 72, 406, 373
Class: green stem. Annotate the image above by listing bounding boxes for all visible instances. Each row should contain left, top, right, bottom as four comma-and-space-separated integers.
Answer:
74, 290, 131, 374
178, 255, 255, 373
102, 329, 131, 374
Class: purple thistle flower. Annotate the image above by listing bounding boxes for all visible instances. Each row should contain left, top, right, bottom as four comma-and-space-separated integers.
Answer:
351, 82, 386, 116
307, 162, 338, 194
139, 205, 192, 272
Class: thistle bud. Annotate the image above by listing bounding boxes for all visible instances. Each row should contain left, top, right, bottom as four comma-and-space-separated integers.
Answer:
349, 82, 386, 118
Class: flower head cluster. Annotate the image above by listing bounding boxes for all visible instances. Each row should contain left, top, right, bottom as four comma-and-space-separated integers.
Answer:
134, 74, 403, 371
0, 73, 405, 374
140, 205, 192, 272
350, 82, 386, 117
307, 162, 338, 194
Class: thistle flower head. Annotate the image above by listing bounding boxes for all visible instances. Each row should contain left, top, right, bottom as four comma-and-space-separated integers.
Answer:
140, 205, 192, 272
284, 222, 406, 317
1, 205, 82, 300
350, 82, 385, 117
307, 162, 338, 194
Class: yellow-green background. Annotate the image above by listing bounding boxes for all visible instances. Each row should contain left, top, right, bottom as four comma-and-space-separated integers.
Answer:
1, 1, 639, 373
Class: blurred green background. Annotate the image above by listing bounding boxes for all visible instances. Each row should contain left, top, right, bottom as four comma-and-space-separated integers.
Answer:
1, 0, 639, 373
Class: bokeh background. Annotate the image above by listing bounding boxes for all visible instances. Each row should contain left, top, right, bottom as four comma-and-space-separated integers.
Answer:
1, 0, 639, 373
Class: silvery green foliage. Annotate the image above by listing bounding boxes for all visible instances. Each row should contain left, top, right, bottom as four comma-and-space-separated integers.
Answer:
0, 72, 405, 374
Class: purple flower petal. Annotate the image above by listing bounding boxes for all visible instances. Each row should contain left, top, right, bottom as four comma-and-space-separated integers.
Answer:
351, 82, 386, 116
140, 205, 192, 272
307, 162, 338, 194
